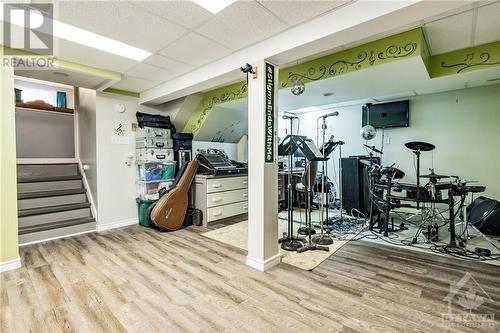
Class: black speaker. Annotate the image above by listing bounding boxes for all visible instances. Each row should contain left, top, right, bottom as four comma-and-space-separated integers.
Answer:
467, 196, 500, 236
341, 156, 379, 215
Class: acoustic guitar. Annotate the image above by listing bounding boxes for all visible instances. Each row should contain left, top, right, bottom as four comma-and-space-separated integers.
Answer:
150, 160, 199, 231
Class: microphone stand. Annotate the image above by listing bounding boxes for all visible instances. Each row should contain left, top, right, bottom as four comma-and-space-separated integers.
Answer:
313, 116, 333, 245
279, 117, 305, 251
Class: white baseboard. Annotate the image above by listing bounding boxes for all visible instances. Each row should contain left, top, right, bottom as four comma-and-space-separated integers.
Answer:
246, 253, 281, 271
0, 258, 21, 273
97, 218, 138, 232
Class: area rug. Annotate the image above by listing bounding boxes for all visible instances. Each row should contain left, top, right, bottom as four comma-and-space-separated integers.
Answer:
201, 214, 359, 271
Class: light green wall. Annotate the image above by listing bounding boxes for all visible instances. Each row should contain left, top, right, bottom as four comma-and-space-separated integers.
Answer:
0, 52, 19, 263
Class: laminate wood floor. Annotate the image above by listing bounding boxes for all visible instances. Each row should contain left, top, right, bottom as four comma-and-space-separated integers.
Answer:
2, 219, 499, 333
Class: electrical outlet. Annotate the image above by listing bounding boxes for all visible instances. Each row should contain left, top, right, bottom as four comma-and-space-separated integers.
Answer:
385, 135, 391, 144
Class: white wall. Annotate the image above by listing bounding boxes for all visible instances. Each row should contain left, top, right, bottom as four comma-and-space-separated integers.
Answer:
237, 135, 248, 162
76, 88, 98, 205
192, 141, 238, 160
294, 84, 500, 200
15, 109, 75, 158
94, 92, 168, 228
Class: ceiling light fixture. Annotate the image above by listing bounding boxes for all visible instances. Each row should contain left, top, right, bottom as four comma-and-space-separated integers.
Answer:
192, 0, 237, 14
1, 3, 152, 61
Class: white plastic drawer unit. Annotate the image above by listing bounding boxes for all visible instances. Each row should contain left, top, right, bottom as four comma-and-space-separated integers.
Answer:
136, 127, 171, 138
206, 176, 248, 193
207, 189, 248, 208
207, 201, 248, 222
136, 137, 173, 149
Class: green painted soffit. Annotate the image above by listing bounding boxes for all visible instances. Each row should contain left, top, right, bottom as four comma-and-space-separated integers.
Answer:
183, 80, 247, 133
183, 28, 425, 134
1, 45, 121, 81
103, 88, 140, 98
429, 41, 500, 78
279, 28, 424, 88
183, 28, 500, 135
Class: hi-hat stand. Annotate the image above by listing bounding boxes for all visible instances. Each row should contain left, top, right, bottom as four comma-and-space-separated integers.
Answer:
278, 118, 305, 251
312, 116, 333, 245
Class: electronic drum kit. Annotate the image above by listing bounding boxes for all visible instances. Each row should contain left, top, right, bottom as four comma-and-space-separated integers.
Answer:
366, 140, 485, 246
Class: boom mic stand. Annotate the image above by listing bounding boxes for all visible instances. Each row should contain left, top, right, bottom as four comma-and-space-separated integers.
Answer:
312, 116, 333, 245
279, 117, 305, 251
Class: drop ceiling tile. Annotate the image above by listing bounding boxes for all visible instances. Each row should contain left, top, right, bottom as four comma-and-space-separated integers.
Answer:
143, 54, 195, 74
196, 1, 288, 50
125, 63, 178, 83
56, 39, 137, 73
132, 1, 213, 29
112, 75, 157, 93
158, 32, 233, 67
56, 1, 186, 53
474, 1, 500, 45
258, 0, 348, 26
424, 10, 474, 55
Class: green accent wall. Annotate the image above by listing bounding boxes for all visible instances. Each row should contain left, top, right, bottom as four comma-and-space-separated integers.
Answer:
0, 49, 19, 263
429, 41, 500, 78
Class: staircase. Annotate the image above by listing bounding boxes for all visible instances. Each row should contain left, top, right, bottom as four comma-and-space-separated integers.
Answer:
17, 163, 96, 244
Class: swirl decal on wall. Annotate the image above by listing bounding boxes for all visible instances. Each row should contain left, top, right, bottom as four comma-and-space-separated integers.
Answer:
377, 42, 417, 60
329, 51, 368, 76
281, 65, 327, 88
441, 52, 500, 74
190, 82, 247, 133
281, 41, 419, 88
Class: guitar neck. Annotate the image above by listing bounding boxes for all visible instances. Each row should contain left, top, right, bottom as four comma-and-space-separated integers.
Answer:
177, 160, 199, 192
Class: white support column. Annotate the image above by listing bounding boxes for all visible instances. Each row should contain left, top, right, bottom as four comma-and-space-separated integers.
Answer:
246, 59, 280, 271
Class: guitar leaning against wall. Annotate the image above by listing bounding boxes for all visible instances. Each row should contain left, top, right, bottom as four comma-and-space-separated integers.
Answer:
150, 160, 200, 231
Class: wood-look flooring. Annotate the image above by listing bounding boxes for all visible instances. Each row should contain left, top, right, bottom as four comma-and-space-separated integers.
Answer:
1, 218, 500, 333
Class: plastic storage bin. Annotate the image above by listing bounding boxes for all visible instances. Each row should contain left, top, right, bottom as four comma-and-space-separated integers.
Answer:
136, 180, 174, 200
137, 162, 176, 181
136, 197, 156, 227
